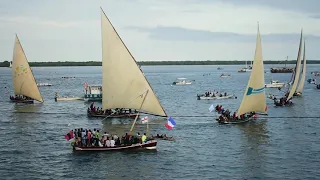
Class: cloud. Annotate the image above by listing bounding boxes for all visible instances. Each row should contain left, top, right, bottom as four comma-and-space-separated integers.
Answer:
0, 17, 80, 28
129, 26, 320, 43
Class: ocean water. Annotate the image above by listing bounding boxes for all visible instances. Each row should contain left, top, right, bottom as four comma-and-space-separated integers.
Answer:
0, 65, 319, 180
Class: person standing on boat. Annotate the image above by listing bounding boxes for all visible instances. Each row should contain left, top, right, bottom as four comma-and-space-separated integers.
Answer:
141, 133, 147, 143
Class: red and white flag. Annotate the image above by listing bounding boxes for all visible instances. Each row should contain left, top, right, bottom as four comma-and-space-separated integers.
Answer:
141, 116, 148, 124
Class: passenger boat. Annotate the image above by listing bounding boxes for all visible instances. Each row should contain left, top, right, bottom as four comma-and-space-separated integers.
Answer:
172, 78, 193, 85
87, 109, 138, 118
264, 80, 285, 88
84, 84, 102, 102
197, 94, 234, 100
72, 8, 169, 152
274, 29, 304, 106
216, 23, 268, 124
73, 140, 157, 151
9, 35, 44, 104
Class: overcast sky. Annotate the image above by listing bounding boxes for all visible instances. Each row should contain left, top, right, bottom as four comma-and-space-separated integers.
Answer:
0, 0, 319, 62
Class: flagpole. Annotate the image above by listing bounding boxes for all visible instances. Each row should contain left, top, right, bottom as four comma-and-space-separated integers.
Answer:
146, 119, 149, 137
129, 89, 149, 134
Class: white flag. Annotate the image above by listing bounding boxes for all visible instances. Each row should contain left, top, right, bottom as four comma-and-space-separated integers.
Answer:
209, 104, 215, 112
141, 116, 148, 124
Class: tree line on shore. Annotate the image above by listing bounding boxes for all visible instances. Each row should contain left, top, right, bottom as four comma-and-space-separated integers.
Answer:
1, 60, 319, 67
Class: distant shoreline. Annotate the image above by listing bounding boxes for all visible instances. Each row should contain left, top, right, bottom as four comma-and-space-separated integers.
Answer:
1, 60, 319, 67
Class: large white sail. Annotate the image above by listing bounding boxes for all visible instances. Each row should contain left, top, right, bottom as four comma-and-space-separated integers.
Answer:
237, 23, 267, 116
286, 29, 303, 101
101, 8, 167, 117
296, 40, 306, 93
12, 35, 43, 103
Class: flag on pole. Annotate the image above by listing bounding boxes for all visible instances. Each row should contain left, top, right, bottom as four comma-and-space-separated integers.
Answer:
165, 117, 176, 130
209, 104, 215, 112
64, 130, 74, 141
141, 116, 148, 124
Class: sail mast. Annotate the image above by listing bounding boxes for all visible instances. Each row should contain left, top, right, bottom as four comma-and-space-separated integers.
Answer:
100, 8, 167, 117
296, 40, 306, 93
237, 23, 267, 116
286, 29, 303, 101
12, 35, 43, 103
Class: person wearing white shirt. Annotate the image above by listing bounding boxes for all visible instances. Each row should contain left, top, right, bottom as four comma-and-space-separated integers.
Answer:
105, 137, 111, 147
110, 137, 115, 147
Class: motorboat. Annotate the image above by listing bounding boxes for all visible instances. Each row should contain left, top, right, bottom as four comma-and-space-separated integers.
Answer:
264, 80, 285, 88
172, 78, 193, 85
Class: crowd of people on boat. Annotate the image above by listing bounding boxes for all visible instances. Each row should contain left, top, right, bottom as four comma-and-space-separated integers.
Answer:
68, 128, 151, 148
202, 91, 228, 97
10, 95, 32, 101
215, 105, 255, 122
87, 102, 138, 116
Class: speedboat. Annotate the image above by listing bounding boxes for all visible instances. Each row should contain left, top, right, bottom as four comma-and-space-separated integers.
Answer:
264, 80, 285, 88
172, 78, 193, 85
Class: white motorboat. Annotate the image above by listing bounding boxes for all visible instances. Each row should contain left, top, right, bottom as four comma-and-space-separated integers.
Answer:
37, 82, 53, 86
172, 78, 193, 85
264, 80, 285, 88
84, 84, 102, 102
55, 93, 83, 101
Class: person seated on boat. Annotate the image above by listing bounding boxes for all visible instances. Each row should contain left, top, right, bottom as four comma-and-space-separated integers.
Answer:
105, 137, 111, 147
110, 137, 115, 147
232, 112, 237, 120
90, 102, 94, 110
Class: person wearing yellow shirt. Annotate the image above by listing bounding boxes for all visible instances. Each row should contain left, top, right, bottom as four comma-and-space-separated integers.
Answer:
141, 133, 147, 143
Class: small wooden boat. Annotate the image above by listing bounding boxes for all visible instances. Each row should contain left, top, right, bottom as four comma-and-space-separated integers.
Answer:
73, 140, 157, 151
197, 94, 234, 100
10, 35, 44, 104
220, 74, 231, 78
152, 136, 175, 141
216, 114, 256, 124
87, 111, 138, 118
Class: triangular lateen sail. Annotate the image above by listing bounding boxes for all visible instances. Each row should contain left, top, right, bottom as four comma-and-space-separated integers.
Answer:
287, 29, 303, 101
237, 23, 267, 116
12, 35, 43, 103
100, 8, 167, 117
296, 40, 306, 94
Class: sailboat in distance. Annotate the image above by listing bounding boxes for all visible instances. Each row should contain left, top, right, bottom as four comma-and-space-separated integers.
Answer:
73, 8, 167, 151
9, 35, 43, 104
274, 29, 303, 106
216, 23, 267, 124
294, 40, 306, 96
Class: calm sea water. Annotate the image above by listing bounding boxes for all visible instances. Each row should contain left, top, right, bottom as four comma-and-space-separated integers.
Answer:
0, 65, 319, 180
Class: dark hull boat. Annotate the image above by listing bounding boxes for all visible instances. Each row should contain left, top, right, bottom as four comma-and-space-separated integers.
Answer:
87, 111, 138, 118
73, 140, 157, 151
274, 101, 293, 107
216, 114, 256, 124
10, 99, 34, 104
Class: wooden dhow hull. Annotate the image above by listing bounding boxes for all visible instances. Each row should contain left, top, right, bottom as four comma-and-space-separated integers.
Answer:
73, 140, 157, 151
197, 94, 234, 100
10, 99, 34, 104
216, 116, 255, 124
87, 112, 138, 118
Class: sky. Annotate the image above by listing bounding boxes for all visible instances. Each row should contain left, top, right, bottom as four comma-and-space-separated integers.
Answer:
0, 0, 320, 62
